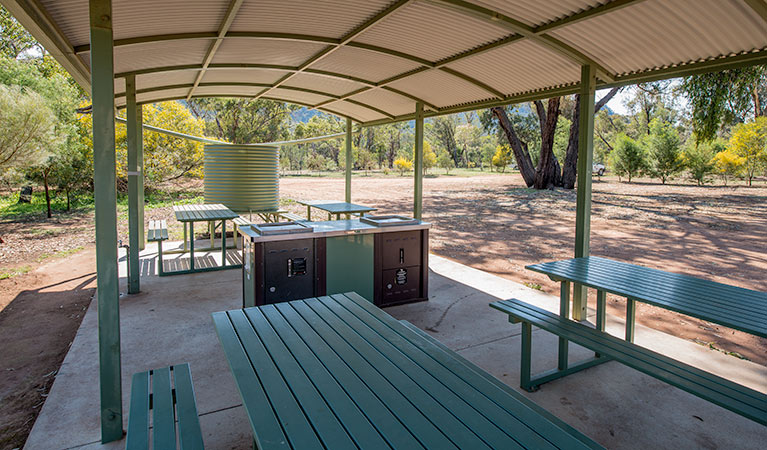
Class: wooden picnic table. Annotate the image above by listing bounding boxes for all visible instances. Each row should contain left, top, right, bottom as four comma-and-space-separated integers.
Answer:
526, 256, 767, 340
296, 200, 377, 221
171, 204, 240, 274
212, 292, 603, 450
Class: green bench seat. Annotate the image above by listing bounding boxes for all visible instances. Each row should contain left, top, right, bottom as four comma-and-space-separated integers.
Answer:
280, 212, 305, 222
126, 363, 204, 450
491, 298, 767, 425
147, 220, 169, 275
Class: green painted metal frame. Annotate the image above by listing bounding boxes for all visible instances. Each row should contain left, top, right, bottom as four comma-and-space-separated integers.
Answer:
126, 74, 140, 294
344, 118, 352, 203
573, 64, 596, 322
413, 102, 424, 220
90, 0, 122, 442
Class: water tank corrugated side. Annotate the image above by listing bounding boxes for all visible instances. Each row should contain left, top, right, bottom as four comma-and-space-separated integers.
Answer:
203, 144, 279, 213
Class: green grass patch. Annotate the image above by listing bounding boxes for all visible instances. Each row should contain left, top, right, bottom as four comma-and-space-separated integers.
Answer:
0, 191, 94, 220
36, 246, 85, 263
524, 282, 542, 290
0, 265, 32, 280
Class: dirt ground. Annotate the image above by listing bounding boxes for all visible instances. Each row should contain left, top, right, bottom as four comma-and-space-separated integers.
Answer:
279, 174, 767, 364
0, 173, 765, 449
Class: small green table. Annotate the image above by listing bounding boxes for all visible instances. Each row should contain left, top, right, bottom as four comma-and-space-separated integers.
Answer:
297, 200, 377, 221
171, 203, 240, 274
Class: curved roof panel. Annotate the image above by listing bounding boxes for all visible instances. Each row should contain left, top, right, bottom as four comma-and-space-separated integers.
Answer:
4, 0, 766, 125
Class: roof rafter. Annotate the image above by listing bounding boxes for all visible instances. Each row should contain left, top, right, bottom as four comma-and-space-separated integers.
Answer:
185, 0, 245, 101
425, 0, 617, 82
113, 81, 396, 119
251, 0, 416, 102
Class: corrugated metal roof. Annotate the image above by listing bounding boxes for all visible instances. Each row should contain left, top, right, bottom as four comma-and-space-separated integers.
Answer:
6, 0, 767, 125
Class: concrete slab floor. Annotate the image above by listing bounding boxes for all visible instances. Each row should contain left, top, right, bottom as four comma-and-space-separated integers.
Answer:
23, 244, 766, 449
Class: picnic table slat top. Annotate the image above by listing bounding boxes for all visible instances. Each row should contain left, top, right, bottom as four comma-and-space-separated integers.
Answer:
212, 293, 600, 450
173, 203, 238, 222
526, 257, 767, 338
297, 200, 377, 214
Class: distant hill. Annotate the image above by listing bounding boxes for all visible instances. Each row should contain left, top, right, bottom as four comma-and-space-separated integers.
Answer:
291, 107, 321, 123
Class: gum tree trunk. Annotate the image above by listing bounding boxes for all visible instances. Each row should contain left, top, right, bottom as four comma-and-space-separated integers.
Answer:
491, 107, 536, 186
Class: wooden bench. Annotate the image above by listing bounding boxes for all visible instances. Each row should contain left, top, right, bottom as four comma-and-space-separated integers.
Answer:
147, 220, 169, 276
126, 363, 204, 450
213, 292, 604, 449
491, 298, 767, 425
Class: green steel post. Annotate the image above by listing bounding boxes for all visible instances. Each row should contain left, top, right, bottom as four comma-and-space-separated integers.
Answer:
558, 280, 570, 371
573, 64, 596, 321
626, 298, 636, 342
126, 74, 140, 294
345, 118, 353, 203
221, 219, 227, 267
520, 321, 533, 391
413, 102, 424, 219
137, 104, 145, 250
90, 0, 122, 442
190, 222, 195, 270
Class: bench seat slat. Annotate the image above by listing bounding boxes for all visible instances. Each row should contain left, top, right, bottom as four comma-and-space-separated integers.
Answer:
173, 364, 205, 450
491, 299, 767, 425
126, 371, 151, 450
152, 367, 177, 449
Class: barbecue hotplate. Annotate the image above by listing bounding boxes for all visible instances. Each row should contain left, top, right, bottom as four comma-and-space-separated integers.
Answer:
359, 215, 419, 227
251, 221, 313, 235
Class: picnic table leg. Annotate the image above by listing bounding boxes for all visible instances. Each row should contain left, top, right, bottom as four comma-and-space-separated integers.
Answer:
189, 222, 195, 271
306, 205, 312, 221
626, 298, 636, 342
558, 281, 570, 371
157, 240, 164, 276
595, 290, 606, 357
209, 221, 214, 248
520, 321, 534, 391
221, 220, 227, 267
183, 223, 188, 251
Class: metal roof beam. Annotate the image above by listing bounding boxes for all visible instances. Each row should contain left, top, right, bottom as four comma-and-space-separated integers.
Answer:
425, 0, 616, 82
112, 81, 395, 119
185, 0, 244, 101
252, 0, 415, 101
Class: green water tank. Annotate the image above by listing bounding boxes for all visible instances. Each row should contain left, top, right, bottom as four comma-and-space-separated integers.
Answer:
203, 143, 279, 213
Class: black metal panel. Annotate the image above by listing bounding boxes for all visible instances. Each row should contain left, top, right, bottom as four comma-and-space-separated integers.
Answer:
381, 266, 421, 306
263, 239, 315, 304
380, 231, 421, 270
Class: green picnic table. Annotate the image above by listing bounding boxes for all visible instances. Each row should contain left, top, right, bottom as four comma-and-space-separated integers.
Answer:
212, 292, 603, 449
488, 257, 767, 423
169, 204, 240, 274
297, 200, 377, 221
527, 256, 767, 341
